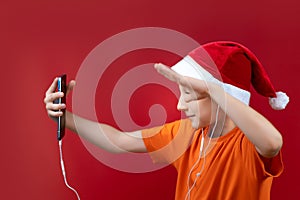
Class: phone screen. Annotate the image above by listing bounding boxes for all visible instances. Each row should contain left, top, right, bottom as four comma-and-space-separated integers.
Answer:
57, 74, 66, 140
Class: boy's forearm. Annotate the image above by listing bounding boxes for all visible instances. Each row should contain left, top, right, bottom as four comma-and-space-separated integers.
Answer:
65, 111, 126, 153
208, 84, 283, 158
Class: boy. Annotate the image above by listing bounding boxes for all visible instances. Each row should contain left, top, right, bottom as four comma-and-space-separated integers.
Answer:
44, 41, 289, 199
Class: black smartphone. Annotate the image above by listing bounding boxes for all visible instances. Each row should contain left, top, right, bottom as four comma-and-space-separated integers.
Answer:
57, 74, 66, 140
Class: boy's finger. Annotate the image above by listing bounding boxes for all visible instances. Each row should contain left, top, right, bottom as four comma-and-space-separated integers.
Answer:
44, 92, 64, 104
45, 77, 58, 95
154, 63, 181, 83
66, 80, 76, 95
47, 110, 63, 117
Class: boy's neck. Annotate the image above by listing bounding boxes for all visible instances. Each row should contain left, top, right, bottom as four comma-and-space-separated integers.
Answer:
208, 117, 236, 138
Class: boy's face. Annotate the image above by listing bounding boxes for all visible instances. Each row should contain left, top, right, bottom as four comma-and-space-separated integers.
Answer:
177, 85, 213, 129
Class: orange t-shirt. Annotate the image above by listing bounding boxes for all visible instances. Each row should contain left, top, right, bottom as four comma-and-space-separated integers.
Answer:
142, 119, 283, 200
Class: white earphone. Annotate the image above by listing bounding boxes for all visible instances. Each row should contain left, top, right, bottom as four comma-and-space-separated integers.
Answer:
185, 105, 220, 200
59, 140, 81, 200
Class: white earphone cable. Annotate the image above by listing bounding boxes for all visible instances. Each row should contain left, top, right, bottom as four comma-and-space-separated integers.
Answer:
185, 130, 205, 200
185, 105, 220, 200
59, 140, 81, 200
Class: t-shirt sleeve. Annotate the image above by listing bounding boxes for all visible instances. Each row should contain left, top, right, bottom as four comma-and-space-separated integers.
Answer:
259, 151, 283, 177
242, 135, 284, 178
142, 119, 194, 164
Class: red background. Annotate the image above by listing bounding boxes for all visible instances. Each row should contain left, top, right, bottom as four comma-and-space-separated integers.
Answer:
1, 0, 299, 199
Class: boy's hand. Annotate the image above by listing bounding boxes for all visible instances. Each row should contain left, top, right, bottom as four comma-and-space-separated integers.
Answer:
154, 63, 209, 102
44, 77, 75, 120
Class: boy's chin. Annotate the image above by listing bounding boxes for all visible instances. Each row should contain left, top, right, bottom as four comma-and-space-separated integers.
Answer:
190, 119, 200, 129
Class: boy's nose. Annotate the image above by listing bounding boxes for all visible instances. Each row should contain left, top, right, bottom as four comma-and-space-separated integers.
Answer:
177, 97, 188, 111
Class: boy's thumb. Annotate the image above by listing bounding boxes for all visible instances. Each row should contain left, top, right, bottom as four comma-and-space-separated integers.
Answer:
66, 80, 76, 95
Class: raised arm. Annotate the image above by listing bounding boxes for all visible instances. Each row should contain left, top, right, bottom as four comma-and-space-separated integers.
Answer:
44, 78, 147, 153
207, 83, 282, 158
154, 63, 283, 158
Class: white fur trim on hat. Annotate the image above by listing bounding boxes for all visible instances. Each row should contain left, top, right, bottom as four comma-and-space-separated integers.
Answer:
269, 91, 289, 110
172, 56, 251, 105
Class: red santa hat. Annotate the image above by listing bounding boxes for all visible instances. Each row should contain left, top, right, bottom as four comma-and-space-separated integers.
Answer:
171, 41, 289, 110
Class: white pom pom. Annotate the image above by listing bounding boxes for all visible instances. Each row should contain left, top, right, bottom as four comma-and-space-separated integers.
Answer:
269, 91, 289, 110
